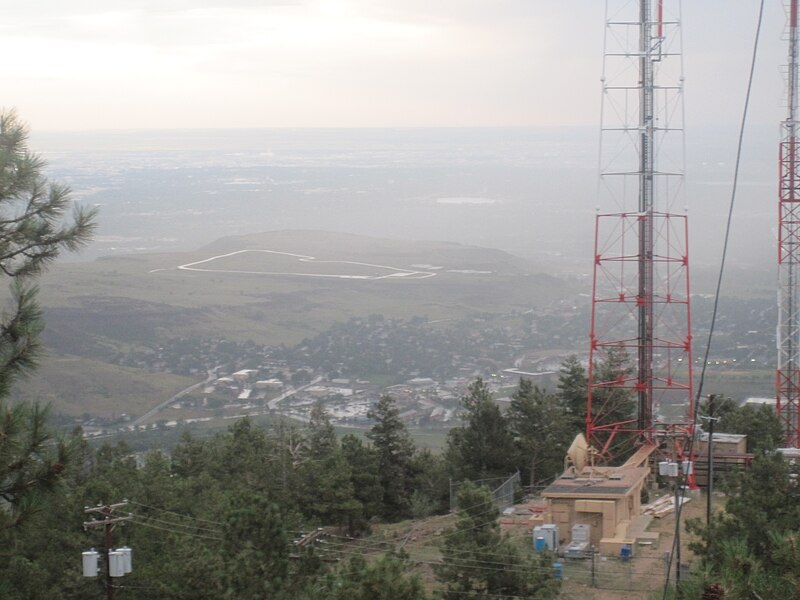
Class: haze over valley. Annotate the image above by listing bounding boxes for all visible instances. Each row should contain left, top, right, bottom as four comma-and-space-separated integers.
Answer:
5, 127, 774, 435
3, 3, 798, 598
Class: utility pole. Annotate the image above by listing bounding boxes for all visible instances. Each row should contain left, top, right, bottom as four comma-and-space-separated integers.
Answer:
701, 395, 720, 526
659, 451, 688, 598
84, 501, 131, 600
674, 461, 682, 598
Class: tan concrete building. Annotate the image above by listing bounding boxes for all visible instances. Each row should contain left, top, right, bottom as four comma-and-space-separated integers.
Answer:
537, 465, 649, 555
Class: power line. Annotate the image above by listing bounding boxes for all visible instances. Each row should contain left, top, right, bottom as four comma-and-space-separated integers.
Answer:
317, 536, 663, 581
130, 512, 222, 535
127, 500, 224, 525
128, 517, 223, 542
662, 0, 766, 598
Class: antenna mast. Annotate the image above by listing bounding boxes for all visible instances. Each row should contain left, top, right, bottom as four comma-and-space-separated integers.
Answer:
587, 0, 693, 461
778, 0, 800, 447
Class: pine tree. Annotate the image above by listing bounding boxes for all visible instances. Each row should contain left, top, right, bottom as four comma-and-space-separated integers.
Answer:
319, 554, 429, 600
299, 403, 361, 529
718, 403, 783, 452
367, 394, 416, 520
507, 378, 571, 486
307, 400, 338, 460
341, 433, 383, 526
222, 492, 290, 599
586, 347, 637, 460
0, 110, 96, 533
435, 482, 560, 600
556, 354, 587, 431
445, 378, 515, 481
686, 451, 800, 599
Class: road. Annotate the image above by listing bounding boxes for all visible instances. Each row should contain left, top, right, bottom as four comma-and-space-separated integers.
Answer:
130, 373, 324, 428
131, 368, 219, 427
267, 376, 324, 410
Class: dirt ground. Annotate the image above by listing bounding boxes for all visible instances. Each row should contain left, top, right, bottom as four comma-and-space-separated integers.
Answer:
362, 489, 723, 599
537, 489, 721, 599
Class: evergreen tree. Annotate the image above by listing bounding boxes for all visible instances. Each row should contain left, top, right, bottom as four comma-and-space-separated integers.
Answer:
556, 354, 587, 431
215, 417, 276, 495
172, 429, 209, 478
445, 378, 515, 481
718, 403, 783, 452
686, 451, 800, 599
0, 403, 72, 531
367, 394, 417, 520
587, 347, 637, 460
435, 482, 560, 600
307, 400, 337, 460
698, 395, 783, 452
410, 448, 450, 517
0, 110, 96, 533
590, 346, 636, 424
341, 433, 383, 527
507, 378, 571, 486
299, 404, 361, 529
222, 492, 290, 599
320, 554, 429, 600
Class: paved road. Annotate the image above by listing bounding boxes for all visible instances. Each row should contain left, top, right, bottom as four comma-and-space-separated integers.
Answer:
131, 373, 323, 428
131, 368, 218, 427
267, 376, 324, 410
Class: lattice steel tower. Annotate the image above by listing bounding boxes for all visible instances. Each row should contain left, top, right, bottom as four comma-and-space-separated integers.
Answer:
778, 0, 800, 448
587, 0, 693, 461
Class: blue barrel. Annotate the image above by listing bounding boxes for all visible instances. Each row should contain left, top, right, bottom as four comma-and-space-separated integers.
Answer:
534, 536, 546, 552
552, 562, 563, 579
620, 544, 632, 562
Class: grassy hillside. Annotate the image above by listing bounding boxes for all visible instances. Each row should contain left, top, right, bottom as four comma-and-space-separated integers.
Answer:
19, 231, 576, 420
9, 354, 197, 419
38, 230, 576, 348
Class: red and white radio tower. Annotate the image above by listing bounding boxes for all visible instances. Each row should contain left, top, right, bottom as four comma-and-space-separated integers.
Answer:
587, 0, 694, 462
778, 0, 800, 448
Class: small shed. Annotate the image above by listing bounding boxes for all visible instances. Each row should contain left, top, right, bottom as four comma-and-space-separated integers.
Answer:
695, 431, 747, 456
694, 431, 749, 486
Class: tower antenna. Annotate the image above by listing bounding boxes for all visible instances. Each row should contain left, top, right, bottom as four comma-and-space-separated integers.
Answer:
777, 0, 800, 447
587, 0, 694, 463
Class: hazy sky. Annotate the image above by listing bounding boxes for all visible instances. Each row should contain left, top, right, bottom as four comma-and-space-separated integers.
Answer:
2, 0, 789, 131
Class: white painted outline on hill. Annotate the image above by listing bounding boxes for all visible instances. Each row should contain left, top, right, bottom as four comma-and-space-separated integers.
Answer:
174, 249, 437, 280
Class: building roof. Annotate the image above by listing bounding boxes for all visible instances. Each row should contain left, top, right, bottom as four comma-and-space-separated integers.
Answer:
697, 431, 747, 444
542, 466, 649, 499
778, 448, 800, 458
744, 397, 776, 406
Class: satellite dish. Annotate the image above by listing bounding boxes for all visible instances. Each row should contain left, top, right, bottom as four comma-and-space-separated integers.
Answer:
567, 434, 590, 471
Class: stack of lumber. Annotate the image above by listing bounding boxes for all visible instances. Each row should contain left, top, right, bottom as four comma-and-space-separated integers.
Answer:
642, 495, 691, 519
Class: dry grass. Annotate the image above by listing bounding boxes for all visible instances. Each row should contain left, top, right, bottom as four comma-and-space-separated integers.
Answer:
341, 489, 724, 600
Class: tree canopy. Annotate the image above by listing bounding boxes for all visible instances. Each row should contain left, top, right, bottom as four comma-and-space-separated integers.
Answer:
508, 379, 571, 486
436, 481, 560, 600
367, 394, 417, 520
445, 378, 515, 482
0, 110, 96, 536
685, 451, 800, 599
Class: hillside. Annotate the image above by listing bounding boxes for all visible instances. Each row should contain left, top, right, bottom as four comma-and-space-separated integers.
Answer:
17, 231, 577, 418
10, 355, 197, 420
38, 230, 575, 349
